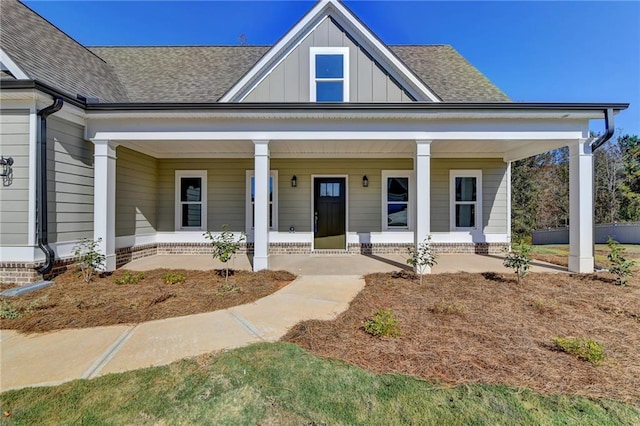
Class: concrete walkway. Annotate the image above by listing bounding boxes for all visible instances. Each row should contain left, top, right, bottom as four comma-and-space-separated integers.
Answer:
0, 275, 364, 392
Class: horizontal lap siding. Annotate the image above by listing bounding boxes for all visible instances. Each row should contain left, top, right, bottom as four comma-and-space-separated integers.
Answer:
47, 117, 94, 243
272, 158, 412, 233
0, 110, 30, 246
157, 159, 252, 232
116, 147, 157, 237
431, 158, 507, 233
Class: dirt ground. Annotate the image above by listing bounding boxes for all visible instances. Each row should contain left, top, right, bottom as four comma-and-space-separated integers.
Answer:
283, 271, 640, 404
0, 268, 295, 333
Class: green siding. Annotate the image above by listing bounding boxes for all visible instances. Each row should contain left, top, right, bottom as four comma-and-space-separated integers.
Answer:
0, 110, 30, 246
116, 147, 158, 237
47, 117, 94, 243
431, 158, 508, 233
157, 159, 253, 232
272, 158, 412, 233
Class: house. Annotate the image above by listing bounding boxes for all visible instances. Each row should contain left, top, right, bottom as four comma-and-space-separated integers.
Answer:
0, 0, 628, 284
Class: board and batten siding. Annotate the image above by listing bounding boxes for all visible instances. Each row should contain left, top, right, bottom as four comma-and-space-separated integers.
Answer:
0, 110, 30, 246
46, 117, 94, 243
243, 18, 413, 103
116, 147, 158, 237
431, 158, 508, 234
157, 159, 253, 233
272, 158, 413, 233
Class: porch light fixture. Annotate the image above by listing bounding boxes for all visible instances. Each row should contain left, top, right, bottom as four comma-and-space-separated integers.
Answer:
291, 175, 297, 187
362, 175, 369, 187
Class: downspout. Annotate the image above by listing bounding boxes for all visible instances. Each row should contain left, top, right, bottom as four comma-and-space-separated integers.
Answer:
589, 108, 615, 270
36, 98, 63, 275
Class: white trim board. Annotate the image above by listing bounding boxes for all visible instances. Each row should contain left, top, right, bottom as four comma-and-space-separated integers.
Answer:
0, 47, 30, 80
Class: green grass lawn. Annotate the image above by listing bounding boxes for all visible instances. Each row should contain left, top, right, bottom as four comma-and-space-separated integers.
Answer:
531, 244, 640, 268
1, 343, 638, 425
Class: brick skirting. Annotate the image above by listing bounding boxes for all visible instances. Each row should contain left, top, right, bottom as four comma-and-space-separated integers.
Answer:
2, 242, 509, 285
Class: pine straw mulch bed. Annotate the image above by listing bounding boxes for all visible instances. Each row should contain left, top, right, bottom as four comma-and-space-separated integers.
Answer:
282, 271, 640, 404
0, 268, 296, 334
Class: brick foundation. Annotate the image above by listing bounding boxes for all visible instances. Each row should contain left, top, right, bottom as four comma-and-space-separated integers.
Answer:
1, 242, 509, 285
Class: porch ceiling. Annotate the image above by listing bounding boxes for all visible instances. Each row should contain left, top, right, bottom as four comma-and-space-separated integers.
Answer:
120, 138, 571, 161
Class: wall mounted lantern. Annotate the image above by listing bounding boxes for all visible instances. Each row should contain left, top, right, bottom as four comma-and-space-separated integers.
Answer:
362, 175, 369, 187
291, 175, 297, 187
1, 156, 14, 186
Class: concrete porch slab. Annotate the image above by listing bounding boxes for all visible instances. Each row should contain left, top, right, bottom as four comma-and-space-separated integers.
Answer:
122, 253, 565, 275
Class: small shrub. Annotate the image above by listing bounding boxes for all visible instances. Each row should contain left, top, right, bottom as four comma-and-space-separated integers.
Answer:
114, 270, 144, 285
607, 238, 635, 286
406, 236, 438, 284
363, 308, 401, 338
554, 337, 605, 365
204, 225, 246, 282
531, 298, 558, 314
503, 242, 532, 283
432, 300, 468, 316
217, 283, 239, 296
0, 299, 21, 319
73, 238, 106, 283
163, 272, 186, 285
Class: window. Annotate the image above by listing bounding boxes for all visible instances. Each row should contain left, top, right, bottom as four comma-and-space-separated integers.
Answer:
246, 170, 278, 232
450, 170, 482, 230
175, 171, 207, 231
310, 47, 349, 102
382, 171, 413, 230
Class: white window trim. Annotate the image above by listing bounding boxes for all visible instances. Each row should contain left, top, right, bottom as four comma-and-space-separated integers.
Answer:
450, 170, 483, 231
175, 170, 207, 231
246, 170, 279, 234
309, 46, 350, 102
381, 170, 414, 231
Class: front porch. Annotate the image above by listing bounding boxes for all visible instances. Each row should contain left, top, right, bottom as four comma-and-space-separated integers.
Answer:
120, 253, 565, 275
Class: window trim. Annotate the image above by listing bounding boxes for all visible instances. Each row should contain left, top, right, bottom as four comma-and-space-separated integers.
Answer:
309, 46, 350, 102
175, 170, 207, 231
246, 170, 278, 234
449, 170, 482, 231
381, 170, 414, 231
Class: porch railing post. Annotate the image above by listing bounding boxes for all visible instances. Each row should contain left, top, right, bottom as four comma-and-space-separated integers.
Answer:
415, 140, 432, 274
253, 140, 270, 271
92, 139, 118, 271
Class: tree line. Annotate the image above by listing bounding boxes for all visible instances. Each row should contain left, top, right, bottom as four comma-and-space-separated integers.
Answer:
511, 134, 640, 241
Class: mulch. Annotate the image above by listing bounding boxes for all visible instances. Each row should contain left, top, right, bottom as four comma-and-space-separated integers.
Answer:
0, 268, 295, 333
282, 271, 640, 404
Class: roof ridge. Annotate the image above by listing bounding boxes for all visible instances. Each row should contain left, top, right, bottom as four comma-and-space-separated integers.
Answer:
89, 45, 272, 48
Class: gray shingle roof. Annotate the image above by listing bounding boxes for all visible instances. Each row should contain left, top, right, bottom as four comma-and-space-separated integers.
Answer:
0, 0, 129, 102
90, 45, 509, 102
391, 45, 510, 102
89, 46, 270, 103
1, 0, 509, 103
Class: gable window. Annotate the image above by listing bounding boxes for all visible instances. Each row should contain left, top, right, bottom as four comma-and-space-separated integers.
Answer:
175, 170, 207, 231
382, 171, 413, 230
246, 170, 278, 232
450, 170, 482, 231
310, 47, 349, 102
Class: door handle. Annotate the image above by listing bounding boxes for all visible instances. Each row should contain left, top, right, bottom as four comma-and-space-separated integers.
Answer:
314, 212, 318, 233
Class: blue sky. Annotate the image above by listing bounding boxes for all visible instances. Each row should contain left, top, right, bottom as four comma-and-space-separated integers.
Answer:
24, 0, 639, 136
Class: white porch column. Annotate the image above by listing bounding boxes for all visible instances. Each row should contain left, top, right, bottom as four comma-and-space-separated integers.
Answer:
414, 140, 432, 274
93, 140, 118, 271
253, 140, 270, 271
568, 139, 594, 273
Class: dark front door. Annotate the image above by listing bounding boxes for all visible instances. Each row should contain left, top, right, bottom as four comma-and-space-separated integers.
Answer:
314, 177, 346, 250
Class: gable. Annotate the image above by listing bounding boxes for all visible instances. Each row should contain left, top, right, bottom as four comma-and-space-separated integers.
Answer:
242, 17, 413, 103
222, 0, 441, 103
